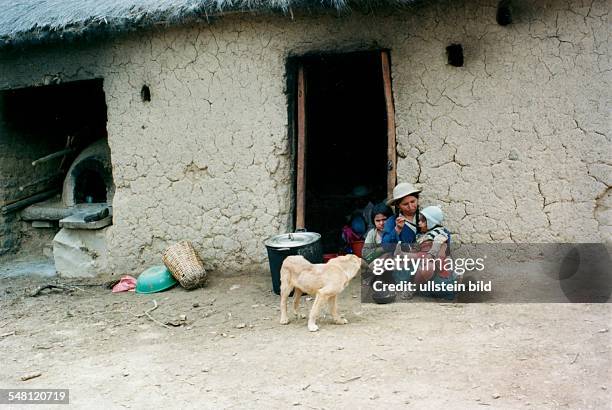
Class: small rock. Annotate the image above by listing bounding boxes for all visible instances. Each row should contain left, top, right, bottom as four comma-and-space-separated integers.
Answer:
492, 393, 501, 399
337, 346, 344, 350
292, 402, 301, 406
201, 368, 210, 373
230, 284, 240, 291
236, 323, 246, 329
179, 314, 187, 321
508, 149, 519, 161
601, 386, 607, 390
416, 337, 423, 341
370, 394, 379, 400
192, 303, 200, 308
20, 372, 42, 381
597, 328, 609, 333
122, 372, 129, 377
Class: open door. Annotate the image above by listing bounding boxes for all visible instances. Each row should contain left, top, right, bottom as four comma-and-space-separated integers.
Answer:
294, 50, 397, 251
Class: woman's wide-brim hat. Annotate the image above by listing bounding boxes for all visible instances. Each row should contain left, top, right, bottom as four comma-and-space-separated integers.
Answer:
386, 182, 422, 206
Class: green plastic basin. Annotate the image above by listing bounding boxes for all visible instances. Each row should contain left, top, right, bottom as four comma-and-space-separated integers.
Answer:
136, 265, 178, 294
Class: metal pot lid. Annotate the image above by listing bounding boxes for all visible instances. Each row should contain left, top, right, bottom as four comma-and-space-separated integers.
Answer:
264, 231, 321, 248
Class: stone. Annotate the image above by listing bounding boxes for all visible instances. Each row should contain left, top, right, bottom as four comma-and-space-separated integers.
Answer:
31, 220, 54, 228
53, 227, 110, 278
60, 214, 112, 230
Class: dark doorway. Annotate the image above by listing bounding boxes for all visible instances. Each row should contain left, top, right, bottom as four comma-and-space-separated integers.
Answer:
1, 78, 109, 195
296, 51, 391, 253
3, 79, 108, 151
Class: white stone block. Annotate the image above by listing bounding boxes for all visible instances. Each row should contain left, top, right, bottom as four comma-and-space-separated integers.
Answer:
53, 227, 109, 278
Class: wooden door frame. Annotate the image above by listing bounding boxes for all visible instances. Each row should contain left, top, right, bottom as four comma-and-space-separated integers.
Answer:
294, 50, 397, 230
295, 65, 307, 230
381, 50, 397, 198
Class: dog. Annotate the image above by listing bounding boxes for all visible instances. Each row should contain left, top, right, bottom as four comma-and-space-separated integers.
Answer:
279, 254, 364, 332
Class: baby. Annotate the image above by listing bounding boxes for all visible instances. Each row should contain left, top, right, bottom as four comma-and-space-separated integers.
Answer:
412, 205, 457, 299
415, 205, 449, 259
389, 205, 453, 300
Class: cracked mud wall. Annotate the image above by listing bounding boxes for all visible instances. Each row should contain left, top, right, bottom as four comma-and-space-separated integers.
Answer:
0, 0, 609, 276
392, 0, 611, 244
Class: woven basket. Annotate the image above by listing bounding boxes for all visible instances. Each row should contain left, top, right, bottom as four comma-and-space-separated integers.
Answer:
162, 241, 207, 289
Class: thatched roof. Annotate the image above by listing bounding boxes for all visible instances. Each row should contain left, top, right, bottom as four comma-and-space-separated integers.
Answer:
0, 0, 415, 48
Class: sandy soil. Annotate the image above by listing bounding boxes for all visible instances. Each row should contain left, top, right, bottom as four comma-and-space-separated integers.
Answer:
0, 270, 611, 409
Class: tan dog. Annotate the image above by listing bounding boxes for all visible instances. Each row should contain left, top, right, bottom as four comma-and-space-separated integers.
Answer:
279, 254, 363, 332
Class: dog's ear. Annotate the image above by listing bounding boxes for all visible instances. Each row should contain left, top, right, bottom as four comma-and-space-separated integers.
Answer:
344, 255, 363, 280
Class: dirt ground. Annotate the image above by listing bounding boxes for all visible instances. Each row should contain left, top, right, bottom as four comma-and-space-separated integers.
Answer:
0, 268, 611, 409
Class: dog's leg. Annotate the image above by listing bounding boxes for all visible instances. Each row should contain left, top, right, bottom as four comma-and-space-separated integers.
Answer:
279, 280, 293, 325
330, 295, 348, 325
293, 288, 303, 318
308, 292, 327, 332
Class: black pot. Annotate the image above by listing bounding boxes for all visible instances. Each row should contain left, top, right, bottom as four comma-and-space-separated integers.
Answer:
264, 231, 323, 295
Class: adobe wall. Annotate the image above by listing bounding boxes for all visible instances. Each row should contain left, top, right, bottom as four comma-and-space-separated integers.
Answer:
0, 0, 609, 276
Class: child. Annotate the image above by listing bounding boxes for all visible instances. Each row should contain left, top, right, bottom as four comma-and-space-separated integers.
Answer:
364, 203, 393, 245
361, 203, 393, 265
390, 205, 452, 300
416, 205, 449, 258
413, 205, 457, 299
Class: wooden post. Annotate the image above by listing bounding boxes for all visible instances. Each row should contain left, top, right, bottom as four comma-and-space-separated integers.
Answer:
381, 50, 397, 197
1, 189, 60, 215
19, 172, 63, 191
31, 148, 75, 167
295, 65, 307, 230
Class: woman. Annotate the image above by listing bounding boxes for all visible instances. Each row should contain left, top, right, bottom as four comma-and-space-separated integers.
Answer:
381, 182, 421, 247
